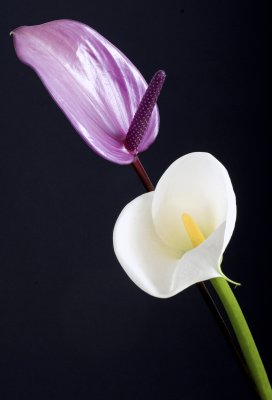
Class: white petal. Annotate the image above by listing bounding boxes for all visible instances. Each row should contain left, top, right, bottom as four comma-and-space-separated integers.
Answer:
113, 192, 224, 298
152, 152, 236, 253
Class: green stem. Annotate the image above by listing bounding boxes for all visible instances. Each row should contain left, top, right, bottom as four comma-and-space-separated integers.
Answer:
211, 277, 272, 400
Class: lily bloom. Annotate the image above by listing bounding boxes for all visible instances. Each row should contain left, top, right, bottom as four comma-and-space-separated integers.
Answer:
113, 152, 237, 298
12, 19, 165, 164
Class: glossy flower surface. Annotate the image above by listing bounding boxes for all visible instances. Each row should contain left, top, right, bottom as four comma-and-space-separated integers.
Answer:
113, 153, 236, 298
12, 19, 160, 164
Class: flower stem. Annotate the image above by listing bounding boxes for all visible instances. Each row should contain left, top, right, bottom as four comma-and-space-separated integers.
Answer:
132, 156, 155, 191
195, 281, 252, 381
211, 277, 272, 400
131, 155, 253, 389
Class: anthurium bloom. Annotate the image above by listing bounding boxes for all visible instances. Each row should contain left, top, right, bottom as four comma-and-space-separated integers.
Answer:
113, 152, 236, 298
12, 19, 161, 164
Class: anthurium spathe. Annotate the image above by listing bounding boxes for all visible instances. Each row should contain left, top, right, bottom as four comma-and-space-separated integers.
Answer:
12, 19, 162, 164
113, 152, 236, 298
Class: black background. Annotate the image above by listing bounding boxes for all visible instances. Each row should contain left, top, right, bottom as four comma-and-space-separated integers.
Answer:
0, 1, 270, 399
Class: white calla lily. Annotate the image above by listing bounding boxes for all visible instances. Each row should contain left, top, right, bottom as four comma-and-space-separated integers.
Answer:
113, 152, 236, 298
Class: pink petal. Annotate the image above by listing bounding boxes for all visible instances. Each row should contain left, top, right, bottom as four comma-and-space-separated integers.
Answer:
12, 19, 159, 164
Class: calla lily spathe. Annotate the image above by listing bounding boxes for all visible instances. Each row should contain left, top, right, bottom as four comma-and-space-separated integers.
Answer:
113, 152, 236, 298
12, 19, 159, 164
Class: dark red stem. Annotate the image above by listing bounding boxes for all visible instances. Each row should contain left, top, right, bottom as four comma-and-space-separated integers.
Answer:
132, 156, 155, 191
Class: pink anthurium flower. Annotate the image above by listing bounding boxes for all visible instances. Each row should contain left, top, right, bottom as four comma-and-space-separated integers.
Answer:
12, 19, 165, 164
113, 153, 237, 298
